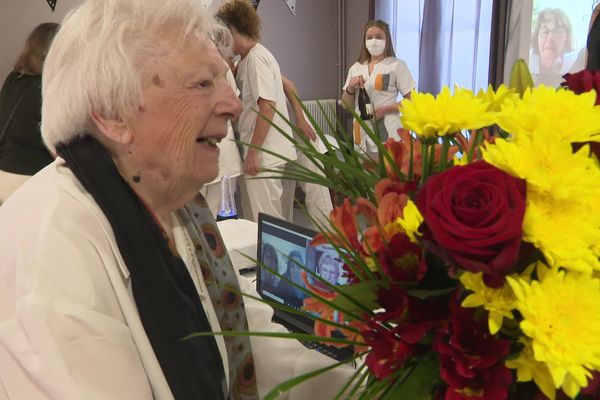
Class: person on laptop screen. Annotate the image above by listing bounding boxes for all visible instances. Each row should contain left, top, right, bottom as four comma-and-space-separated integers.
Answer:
316, 250, 342, 285
272, 250, 308, 307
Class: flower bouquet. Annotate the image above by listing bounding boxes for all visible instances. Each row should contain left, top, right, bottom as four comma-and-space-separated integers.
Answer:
232, 63, 600, 399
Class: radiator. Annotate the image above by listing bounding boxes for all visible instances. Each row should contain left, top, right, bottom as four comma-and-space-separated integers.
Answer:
302, 99, 338, 136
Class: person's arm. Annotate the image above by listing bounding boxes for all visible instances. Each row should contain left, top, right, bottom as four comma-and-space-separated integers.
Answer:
340, 75, 364, 109
373, 90, 412, 120
0, 208, 156, 399
245, 97, 276, 176
281, 76, 316, 141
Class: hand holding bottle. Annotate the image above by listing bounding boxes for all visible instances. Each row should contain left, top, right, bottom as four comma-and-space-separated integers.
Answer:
346, 75, 365, 94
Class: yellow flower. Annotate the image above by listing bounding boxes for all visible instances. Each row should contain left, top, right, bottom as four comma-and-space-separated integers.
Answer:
507, 269, 600, 398
460, 272, 516, 334
496, 86, 600, 143
522, 193, 600, 273
384, 200, 423, 243
483, 137, 600, 273
400, 85, 492, 140
476, 84, 518, 112
506, 338, 556, 400
483, 135, 600, 202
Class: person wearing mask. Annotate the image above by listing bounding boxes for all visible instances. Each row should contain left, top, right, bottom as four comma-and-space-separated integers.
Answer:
216, 0, 297, 222
341, 19, 415, 158
0, 0, 352, 398
0, 22, 58, 204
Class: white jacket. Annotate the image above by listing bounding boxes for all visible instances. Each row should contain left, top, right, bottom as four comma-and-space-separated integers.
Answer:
0, 159, 353, 399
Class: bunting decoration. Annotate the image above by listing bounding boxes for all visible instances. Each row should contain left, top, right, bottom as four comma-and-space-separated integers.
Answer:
46, 0, 56, 11
284, 0, 296, 16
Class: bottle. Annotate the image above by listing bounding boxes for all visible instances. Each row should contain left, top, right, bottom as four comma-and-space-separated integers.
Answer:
216, 175, 238, 221
357, 86, 374, 120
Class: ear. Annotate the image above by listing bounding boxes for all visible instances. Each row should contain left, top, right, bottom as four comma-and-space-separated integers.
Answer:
91, 111, 133, 145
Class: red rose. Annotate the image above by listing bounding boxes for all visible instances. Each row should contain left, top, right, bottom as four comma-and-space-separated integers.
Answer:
416, 161, 526, 287
562, 70, 600, 105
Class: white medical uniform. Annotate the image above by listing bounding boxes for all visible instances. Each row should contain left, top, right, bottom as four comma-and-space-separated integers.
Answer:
343, 57, 415, 153
236, 43, 297, 222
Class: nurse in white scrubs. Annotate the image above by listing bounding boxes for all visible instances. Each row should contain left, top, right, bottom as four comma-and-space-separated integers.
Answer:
341, 19, 416, 156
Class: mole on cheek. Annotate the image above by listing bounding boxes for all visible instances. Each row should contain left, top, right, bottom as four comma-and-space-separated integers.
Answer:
152, 74, 164, 88
138, 105, 146, 113
133, 175, 141, 183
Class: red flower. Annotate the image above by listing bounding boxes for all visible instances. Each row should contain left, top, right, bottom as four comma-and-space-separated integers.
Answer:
581, 371, 600, 397
562, 69, 600, 105
415, 161, 526, 287
378, 233, 427, 283
373, 284, 449, 344
362, 321, 416, 379
434, 305, 512, 400
442, 364, 513, 400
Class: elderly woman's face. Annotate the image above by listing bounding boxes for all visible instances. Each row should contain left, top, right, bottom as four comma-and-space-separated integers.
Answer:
319, 254, 339, 285
127, 33, 242, 194
537, 16, 568, 70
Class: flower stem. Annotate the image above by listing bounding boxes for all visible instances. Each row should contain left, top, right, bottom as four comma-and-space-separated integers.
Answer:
440, 136, 450, 171
467, 129, 483, 162
421, 141, 429, 183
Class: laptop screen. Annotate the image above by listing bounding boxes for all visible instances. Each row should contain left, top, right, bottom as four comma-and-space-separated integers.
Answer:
256, 213, 349, 334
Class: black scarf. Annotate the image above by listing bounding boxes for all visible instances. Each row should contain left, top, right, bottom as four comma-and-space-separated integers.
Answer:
57, 135, 226, 399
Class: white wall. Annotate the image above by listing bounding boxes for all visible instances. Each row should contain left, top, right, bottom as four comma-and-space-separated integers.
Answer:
0, 0, 369, 101
258, 0, 340, 100
0, 0, 82, 80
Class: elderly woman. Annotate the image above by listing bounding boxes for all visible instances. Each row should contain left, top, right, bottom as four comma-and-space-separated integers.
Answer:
0, 0, 351, 399
530, 8, 577, 86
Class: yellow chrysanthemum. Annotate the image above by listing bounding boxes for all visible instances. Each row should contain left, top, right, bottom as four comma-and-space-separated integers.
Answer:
476, 84, 518, 112
460, 272, 516, 334
522, 193, 600, 273
400, 85, 493, 140
496, 85, 600, 143
507, 269, 600, 398
483, 136, 600, 272
384, 200, 423, 243
506, 338, 556, 400
483, 135, 600, 202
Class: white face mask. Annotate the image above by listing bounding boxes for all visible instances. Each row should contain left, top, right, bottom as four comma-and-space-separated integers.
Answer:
365, 38, 386, 57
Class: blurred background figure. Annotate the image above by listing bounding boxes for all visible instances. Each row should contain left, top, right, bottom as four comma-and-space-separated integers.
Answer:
0, 22, 58, 204
530, 8, 576, 86
341, 19, 415, 158
217, 0, 297, 222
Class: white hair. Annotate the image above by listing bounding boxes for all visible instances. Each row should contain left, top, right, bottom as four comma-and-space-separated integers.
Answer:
41, 0, 230, 152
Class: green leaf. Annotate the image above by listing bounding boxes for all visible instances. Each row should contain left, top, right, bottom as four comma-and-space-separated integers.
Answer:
331, 281, 381, 319
405, 286, 456, 299
183, 330, 365, 347
508, 58, 534, 97
262, 355, 363, 400
380, 352, 439, 400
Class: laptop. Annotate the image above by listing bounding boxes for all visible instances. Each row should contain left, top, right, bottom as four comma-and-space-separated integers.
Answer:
256, 213, 355, 362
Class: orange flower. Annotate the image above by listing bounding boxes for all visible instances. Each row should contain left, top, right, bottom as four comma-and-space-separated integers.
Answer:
383, 137, 406, 180
312, 198, 379, 254
378, 192, 408, 227
300, 273, 365, 349
393, 129, 459, 176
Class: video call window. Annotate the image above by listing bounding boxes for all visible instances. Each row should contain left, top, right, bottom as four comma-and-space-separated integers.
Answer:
529, 0, 598, 87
